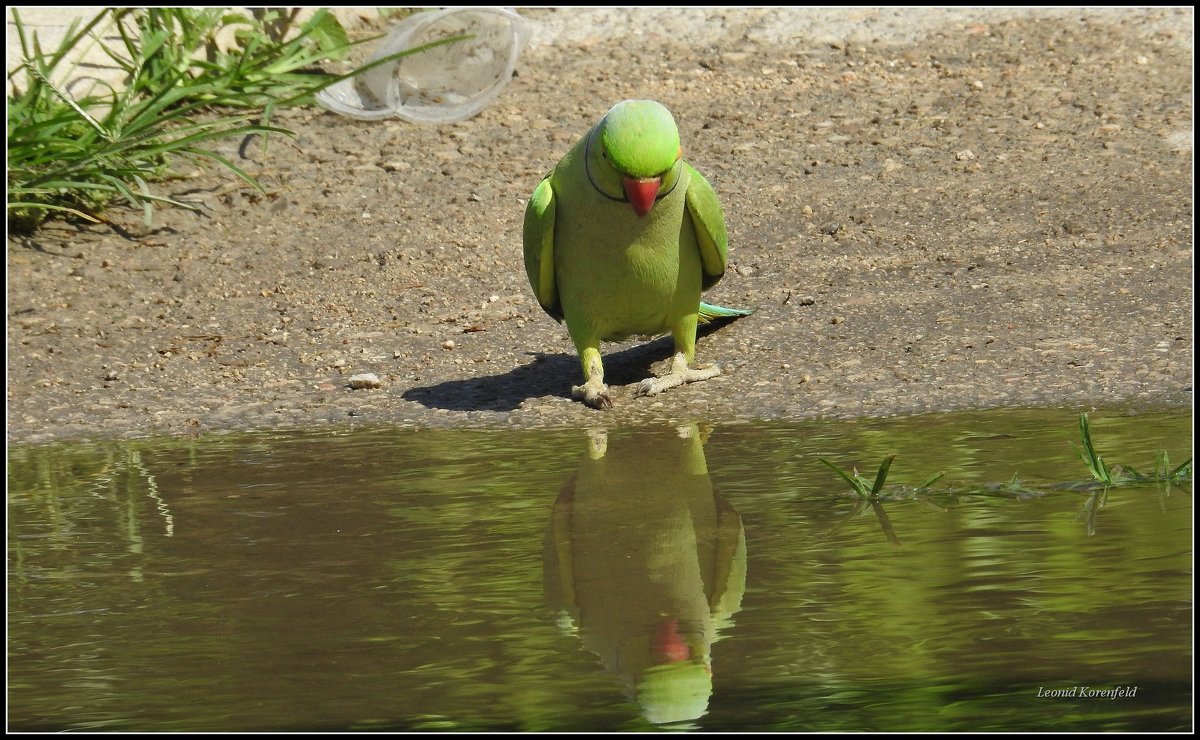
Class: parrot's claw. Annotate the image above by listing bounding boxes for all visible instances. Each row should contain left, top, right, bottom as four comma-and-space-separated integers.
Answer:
637, 362, 722, 397
572, 381, 613, 409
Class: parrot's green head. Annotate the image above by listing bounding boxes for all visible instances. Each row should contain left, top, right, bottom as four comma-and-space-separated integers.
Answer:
589, 100, 684, 218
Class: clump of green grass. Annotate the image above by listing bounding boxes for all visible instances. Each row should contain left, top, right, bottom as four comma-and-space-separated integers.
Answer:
6, 8, 464, 232
7, 9, 311, 230
818, 455, 944, 500
819, 415, 1190, 543
112, 8, 364, 111
1070, 413, 1191, 488
820, 413, 1190, 502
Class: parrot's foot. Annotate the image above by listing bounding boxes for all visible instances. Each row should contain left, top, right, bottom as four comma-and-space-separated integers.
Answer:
637, 353, 722, 397
572, 379, 613, 409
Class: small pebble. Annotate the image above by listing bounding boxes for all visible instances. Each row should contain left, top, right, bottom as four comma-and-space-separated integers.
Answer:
443, 339, 456, 350
347, 373, 382, 389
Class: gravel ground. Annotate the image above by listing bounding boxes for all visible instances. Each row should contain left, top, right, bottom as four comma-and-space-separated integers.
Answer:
6, 7, 1193, 445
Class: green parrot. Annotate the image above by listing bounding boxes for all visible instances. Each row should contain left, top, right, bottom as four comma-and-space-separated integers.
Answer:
523, 99, 753, 409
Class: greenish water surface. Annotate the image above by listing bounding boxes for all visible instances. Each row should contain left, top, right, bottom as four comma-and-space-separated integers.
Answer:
7, 408, 1192, 731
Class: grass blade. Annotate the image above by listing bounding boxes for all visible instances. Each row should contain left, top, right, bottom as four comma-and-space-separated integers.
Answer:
1076, 413, 1113, 485
819, 458, 869, 498
917, 471, 945, 490
1167, 458, 1192, 481
4, 200, 102, 223
22, 65, 112, 140
870, 455, 896, 496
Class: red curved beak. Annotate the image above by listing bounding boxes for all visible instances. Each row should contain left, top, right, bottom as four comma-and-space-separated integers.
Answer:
623, 177, 661, 218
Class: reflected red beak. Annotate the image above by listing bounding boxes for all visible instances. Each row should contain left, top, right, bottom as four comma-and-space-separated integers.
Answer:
651, 619, 691, 664
623, 177, 661, 218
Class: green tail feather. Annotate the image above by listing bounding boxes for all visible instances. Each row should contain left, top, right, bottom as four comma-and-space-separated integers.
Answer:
699, 301, 754, 323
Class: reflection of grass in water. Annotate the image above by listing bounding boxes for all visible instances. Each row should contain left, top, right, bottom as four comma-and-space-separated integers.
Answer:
8, 444, 176, 585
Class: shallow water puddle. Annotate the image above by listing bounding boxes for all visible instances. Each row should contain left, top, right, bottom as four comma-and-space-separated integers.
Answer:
7, 408, 1192, 731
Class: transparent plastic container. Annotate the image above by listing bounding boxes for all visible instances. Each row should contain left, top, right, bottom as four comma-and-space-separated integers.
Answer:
317, 7, 531, 124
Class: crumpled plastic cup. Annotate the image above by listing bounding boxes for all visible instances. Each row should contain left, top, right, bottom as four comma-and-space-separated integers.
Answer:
316, 7, 531, 124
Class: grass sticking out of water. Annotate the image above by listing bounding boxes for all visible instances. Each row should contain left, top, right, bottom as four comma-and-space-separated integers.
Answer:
821, 414, 1191, 501
1077, 413, 1191, 486
818, 455, 944, 501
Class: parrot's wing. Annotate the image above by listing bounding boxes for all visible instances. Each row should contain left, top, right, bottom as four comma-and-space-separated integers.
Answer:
523, 174, 562, 322
683, 163, 729, 291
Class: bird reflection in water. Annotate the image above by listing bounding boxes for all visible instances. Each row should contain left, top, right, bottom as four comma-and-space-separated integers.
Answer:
543, 424, 746, 726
